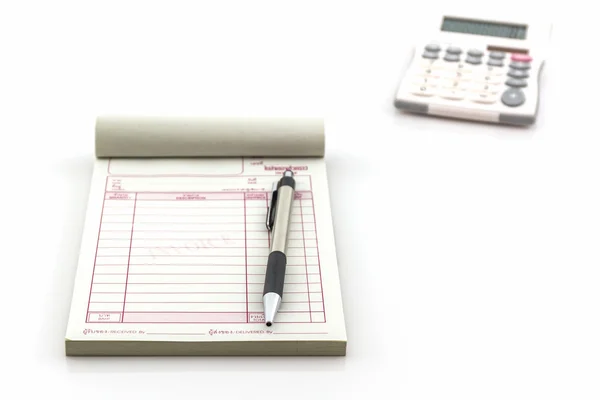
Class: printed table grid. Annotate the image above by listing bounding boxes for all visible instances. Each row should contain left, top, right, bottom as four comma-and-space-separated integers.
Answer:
86, 188, 325, 324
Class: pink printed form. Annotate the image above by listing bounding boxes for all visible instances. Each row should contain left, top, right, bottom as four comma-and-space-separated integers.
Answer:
86, 178, 325, 325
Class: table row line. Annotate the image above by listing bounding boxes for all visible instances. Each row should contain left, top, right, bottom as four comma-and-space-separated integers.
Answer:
89, 300, 325, 313
91, 272, 322, 284
94, 255, 321, 266
104, 192, 315, 200
90, 291, 324, 303
96, 238, 318, 248
95, 247, 319, 257
99, 231, 317, 241
98, 222, 317, 232
90, 282, 323, 294
87, 311, 325, 323
99, 214, 314, 224
92, 264, 323, 275
101, 205, 315, 216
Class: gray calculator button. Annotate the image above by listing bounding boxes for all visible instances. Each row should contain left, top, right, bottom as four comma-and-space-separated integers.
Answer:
501, 88, 526, 107
467, 49, 483, 57
422, 51, 439, 59
425, 43, 441, 52
509, 61, 531, 70
487, 58, 504, 67
507, 69, 529, 79
466, 56, 482, 65
446, 46, 462, 54
444, 54, 460, 62
506, 78, 528, 88
489, 51, 506, 59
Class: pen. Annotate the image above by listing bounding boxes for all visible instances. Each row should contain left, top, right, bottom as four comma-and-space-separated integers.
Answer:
263, 169, 296, 326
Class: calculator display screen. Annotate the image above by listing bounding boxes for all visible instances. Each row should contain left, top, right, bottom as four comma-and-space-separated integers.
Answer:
441, 17, 527, 40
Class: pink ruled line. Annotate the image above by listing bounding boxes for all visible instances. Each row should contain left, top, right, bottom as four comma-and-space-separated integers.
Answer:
94, 311, 315, 314
104, 189, 312, 194
311, 193, 326, 323
97, 230, 308, 233
95, 264, 314, 266
92, 291, 319, 294
244, 195, 249, 323
146, 332, 206, 335
85, 177, 108, 321
91, 301, 318, 304
102, 213, 301, 217
87, 321, 324, 325
96, 255, 311, 258
94, 282, 248, 285
299, 196, 312, 322
121, 193, 138, 318
96, 246, 313, 249
94, 273, 321, 276
105, 221, 252, 225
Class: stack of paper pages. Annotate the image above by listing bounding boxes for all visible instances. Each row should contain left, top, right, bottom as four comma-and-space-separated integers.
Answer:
65, 116, 347, 356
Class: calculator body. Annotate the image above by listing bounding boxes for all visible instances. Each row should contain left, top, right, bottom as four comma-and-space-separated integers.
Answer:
394, 13, 552, 125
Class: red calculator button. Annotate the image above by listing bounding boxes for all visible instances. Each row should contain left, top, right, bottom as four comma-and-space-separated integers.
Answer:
511, 54, 532, 62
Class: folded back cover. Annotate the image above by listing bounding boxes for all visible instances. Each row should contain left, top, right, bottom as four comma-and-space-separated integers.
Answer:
95, 115, 325, 158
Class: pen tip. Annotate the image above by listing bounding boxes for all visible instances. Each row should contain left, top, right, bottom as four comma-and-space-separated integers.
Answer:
284, 169, 293, 177
266, 321, 272, 327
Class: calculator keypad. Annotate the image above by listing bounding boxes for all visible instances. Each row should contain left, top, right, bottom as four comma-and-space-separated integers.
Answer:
414, 43, 533, 107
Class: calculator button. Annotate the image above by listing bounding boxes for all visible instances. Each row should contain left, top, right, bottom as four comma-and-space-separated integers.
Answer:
509, 61, 531, 70
412, 76, 439, 86
489, 51, 506, 59
466, 56, 482, 65
410, 85, 435, 96
441, 63, 472, 74
415, 65, 443, 76
483, 66, 505, 76
467, 49, 484, 57
422, 51, 439, 59
469, 92, 499, 104
439, 89, 466, 100
505, 78, 528, 88
501, 88, 526, 107
487, 59, 504, 67
425, 43, 441, 52
454, 63, 473, 73
511, 53, 532, 62
444, 54, 460, 62
439, 79, 468, 90
470, 82, 502, 93
446, 46, 462, 55
473, 75, 503, 85
507, 69, 529, 79
439, 70, 471, 81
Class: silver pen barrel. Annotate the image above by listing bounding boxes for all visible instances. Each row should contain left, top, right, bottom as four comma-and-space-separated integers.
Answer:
270, 184, 294, 253
263, 170, 296, 326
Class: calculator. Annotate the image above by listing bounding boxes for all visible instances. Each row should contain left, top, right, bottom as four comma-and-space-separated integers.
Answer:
394, 13, 552, 125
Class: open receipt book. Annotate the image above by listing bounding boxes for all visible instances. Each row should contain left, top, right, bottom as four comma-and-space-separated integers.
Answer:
65, 116, 347, 356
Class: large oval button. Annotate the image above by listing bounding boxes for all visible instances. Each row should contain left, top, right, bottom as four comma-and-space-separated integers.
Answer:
501, 88, 526, 107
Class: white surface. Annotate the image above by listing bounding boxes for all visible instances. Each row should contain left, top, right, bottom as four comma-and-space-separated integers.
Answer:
1, 0, 599, 398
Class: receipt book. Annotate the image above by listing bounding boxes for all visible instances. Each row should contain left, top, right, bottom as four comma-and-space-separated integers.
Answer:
65, 116, 347, 356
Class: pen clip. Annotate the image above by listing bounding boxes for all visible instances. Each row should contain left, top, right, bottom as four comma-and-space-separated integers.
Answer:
266, 182, 278, 231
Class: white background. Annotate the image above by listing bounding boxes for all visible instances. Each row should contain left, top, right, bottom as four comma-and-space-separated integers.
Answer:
1, 0, 599, 399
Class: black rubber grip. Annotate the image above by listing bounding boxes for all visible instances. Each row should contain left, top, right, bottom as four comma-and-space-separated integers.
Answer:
278, 176, 296, 189
263, 251, 287, 297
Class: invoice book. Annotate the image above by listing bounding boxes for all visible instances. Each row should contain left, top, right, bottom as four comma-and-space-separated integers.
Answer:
65, 116, 347, 356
